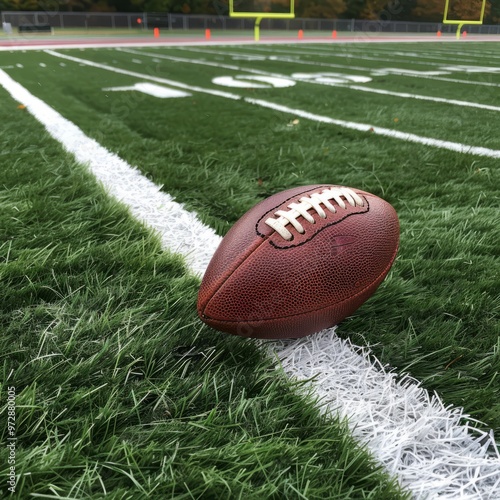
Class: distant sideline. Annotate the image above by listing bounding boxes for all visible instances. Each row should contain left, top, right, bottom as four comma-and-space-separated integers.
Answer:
1, 10, 500, 36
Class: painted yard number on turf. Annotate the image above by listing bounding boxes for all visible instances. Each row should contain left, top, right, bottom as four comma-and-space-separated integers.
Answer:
211, 73, 372, 88
292, 73, 372, 84
101, 73, 373, 99
212, 75, 296, 88
103, 82, 191, 98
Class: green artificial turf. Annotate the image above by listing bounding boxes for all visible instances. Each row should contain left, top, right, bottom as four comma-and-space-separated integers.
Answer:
2, 43, 498, 434
0, 86, 407, 497
1, 40, 499, 494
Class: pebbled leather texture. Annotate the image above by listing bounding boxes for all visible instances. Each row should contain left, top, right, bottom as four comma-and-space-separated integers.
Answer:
197, 184, 399, 339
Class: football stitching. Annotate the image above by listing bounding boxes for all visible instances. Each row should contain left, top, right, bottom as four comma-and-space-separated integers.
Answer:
256, 196, 370, 250
254, 185, 331, 239
264, 187, 365, 241
200, 188, 329, 317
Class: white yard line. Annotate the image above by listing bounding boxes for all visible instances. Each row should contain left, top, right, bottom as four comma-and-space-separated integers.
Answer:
246, 98, 500, 157
117, 47, 284, 77
368, 45, 500, 62
43, 49, 241, 101
2, 67, 500, 499
250, 43, 498, 71
180, 45, 500, 88
123, 47, 500, 114
335, 84, 500, 112
296, 43, 484, 66
43, 50, 500, 158
179, 44, 372, 72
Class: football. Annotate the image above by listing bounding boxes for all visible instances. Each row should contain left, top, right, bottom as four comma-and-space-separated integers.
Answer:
197, 184, 399, 339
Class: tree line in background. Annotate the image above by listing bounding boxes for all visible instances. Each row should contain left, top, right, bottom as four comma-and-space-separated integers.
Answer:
1, 0, 499, 24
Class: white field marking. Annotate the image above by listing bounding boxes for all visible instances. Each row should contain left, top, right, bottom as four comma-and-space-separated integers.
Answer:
275, 43, 500, 72
313, 82, 500, 113
2, 68, 500, 499
440, 48, 500, 61
43, 49, 241, 101
256, 44, 500, 76
211, 75, 295, 88
176, 45, 432, 79
0, 68, 219, 277
44, 50, 500, 158
232, 44, 445, 69
299, 73, 372, 84
259, 43, 448, 67
275, 45, 500, 85
310, 42, 500, 63
441, 64, 500, 74
0, 39, 286, 52
325, 46, 479, 65
223, 45, 500, 85
103, 82, 191, 99
297, 43, 484, 67
275, 332, 500, 499
376, 49, 484, 65
178, 45, 370, 72
369, 45, 500, 63
231, 55, 267, 61
122, 47, 373, 84
246, 98, 500, 158
387, 74, 500, 89
119, 47, 298, 80
124, 47, 500, 116
179, 45, 500, 88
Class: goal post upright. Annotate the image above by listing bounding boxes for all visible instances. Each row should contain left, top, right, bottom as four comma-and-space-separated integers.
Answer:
442, 0, 487, 39
229, 0, 295, 41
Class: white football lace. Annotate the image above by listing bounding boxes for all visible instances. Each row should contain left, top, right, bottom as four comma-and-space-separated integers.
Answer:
264, 187, 364, 241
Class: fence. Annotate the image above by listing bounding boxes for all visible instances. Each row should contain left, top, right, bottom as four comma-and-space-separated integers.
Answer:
1, 11, 500, 35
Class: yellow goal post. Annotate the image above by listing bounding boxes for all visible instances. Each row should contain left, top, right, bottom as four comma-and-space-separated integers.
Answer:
442, 0, 487, 39
229, 0, 295, 41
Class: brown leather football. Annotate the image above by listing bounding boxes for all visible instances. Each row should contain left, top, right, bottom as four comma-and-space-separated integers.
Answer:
197, 185, 399, 339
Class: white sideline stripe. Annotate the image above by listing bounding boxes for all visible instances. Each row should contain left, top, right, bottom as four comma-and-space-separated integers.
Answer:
125, 47, 500, 114
0, 38, 336, 52
275, 332, 500, 499
0, 69, 220, 277
44, 50, 500, 159
6, 35, 498, 53
2, 68, 500, 499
